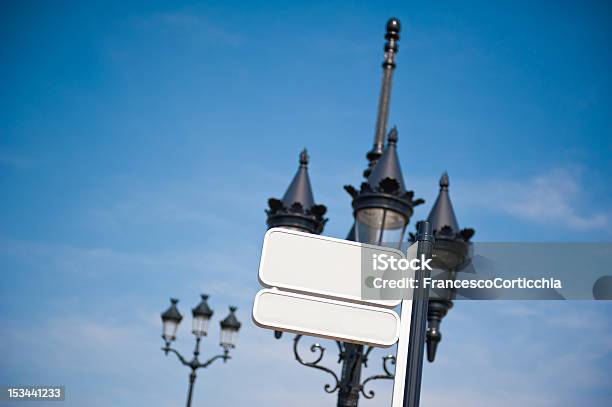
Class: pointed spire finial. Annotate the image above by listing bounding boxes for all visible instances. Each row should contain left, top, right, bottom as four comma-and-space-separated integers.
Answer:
366, 127, 406, 193
387, 126, 398, 144
427, 171, 459, 235
440, 171, 449, 189
426, 326, 441, 362
386, 18, 401, 33
384, 18, 401, 68
280, 150, 315, 209
266, 149, 328, 234
426, 299, 449, 362
299, 148, 309, 167
345, 125, 423, 227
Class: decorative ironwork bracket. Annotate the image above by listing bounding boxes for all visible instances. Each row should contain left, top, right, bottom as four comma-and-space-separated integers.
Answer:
360, 354, 396, 399
293, 335, 340, 393
292, 335, 396, 400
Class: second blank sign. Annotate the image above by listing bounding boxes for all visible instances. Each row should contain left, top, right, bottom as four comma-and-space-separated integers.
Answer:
252, 289, 400, 347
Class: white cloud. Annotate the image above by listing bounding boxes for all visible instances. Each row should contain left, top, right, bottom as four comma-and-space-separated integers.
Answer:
460, 168, 610, 231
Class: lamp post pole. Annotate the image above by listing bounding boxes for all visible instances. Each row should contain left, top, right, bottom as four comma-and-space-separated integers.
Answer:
336, 343, 364, 407
366, 18, 401, 178
180, 336, 215, 407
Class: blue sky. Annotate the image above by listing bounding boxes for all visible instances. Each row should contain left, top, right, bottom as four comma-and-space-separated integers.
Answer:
1, 1, 611, 406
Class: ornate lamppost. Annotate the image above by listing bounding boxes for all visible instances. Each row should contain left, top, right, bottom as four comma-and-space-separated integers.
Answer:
268, 133, 422, 407
264, 18, 430, 407
160, 296, 241, 407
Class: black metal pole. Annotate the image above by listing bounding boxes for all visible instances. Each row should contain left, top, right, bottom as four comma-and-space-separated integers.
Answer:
185, 336, 201, 407
365, 18, 401, 177
337, 226, 365, 407
403, 221, 434, 407
372, 51, 395, 150
336, 343, 364, 407
186, 371, 196, 407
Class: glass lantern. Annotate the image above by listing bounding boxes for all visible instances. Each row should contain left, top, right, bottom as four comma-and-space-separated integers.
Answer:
355, 207, 407, 248
160, 298, 183, 342
219, 306, 241, 350
191, 294, 214, 337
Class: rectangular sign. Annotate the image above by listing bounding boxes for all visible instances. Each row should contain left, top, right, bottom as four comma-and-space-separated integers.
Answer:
258, 228, 404, 307
252, 289, 400, 347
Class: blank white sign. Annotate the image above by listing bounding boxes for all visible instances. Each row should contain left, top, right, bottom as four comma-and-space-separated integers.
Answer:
252, 289, 400, 347
258, 228, 403, 307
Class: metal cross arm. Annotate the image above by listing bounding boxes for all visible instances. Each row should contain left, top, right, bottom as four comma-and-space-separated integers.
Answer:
162, 339, 231, 370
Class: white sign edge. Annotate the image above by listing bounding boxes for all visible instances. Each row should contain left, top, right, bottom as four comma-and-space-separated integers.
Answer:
391, 241, 418, 407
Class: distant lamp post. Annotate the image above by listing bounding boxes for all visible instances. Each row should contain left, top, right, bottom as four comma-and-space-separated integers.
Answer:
161, 298, 183, 342
220, 306, 241, 351
160, 296, 241, 407
421, 172, 474, 362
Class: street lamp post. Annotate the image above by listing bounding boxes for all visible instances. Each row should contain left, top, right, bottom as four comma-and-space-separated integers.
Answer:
160, 295, 241, 407
264, 17, 428, 407
264, 16, 473, 406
